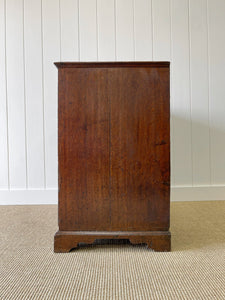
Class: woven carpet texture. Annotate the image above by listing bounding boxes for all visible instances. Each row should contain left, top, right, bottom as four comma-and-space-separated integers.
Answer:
0, 201, 225, 300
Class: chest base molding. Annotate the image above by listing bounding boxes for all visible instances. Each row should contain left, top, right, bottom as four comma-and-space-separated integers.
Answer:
54, 230, 171, 252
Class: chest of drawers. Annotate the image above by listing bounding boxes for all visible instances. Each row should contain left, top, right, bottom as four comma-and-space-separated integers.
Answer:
54, 62, 171, 252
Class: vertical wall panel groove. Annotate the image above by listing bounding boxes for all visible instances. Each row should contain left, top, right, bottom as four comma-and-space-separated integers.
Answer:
133, 0, 152, 61
40, 0, 46, 188
77, 0, 81, 61
96, 0, 99, 61
24, 0, 45, 188
152, 0, 171, 61
151, 0, 154, 60
206, 0, 212, 185
170, 0, 175, 186
97, 0, 116, 61
188, 0, 194, 186
42, 0, 60, 188
22, 0, 28, 188
59, 0, 62, 61
6, 0, 27, 189
60, 0, 79, 61
171, 0, 192, 186
5, 0, 10, 189
79, 0, 97, 61
189, 0, 211, 186
0, 0, 9, 189
115, 0, 134, 61
207, 0, 225, 185
132, 0, 136, 60
114, 0, 117, 60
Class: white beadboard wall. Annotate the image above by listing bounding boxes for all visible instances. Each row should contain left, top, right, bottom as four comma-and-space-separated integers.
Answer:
1, 0, 225, 205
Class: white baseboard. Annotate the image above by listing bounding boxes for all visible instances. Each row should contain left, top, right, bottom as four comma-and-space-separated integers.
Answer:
0, 186, 225, 205
171, 186, 225, 201
0, 189, 58, 205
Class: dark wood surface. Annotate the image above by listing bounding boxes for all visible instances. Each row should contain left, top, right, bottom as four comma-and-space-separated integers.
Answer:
54, 61, 169, 68
54, 231, 171, 253
58, 67, 110, 231
55, 62, 170, 252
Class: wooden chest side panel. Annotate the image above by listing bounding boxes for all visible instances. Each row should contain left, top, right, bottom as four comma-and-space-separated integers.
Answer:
109, 67, 170, 231
58, 68, 110, 230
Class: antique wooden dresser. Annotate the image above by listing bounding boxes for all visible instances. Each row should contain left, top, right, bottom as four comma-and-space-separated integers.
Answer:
54, 62, 171, 252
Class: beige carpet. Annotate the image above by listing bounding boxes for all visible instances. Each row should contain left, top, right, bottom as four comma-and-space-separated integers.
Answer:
0, 201, 225, 300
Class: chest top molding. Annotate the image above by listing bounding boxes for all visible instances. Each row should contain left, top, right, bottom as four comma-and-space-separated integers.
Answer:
54, 61, 170, 69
